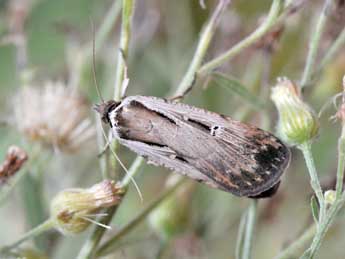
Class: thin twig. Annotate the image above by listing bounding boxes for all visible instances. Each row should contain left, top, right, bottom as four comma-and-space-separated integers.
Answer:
273, 224, 316, 259
318, 26, 345, 72
174, 0, 231, 97
113, 0, 134, 101
300, 0, 333, 89
198, 0, 284, 75
241, 200, 258, 259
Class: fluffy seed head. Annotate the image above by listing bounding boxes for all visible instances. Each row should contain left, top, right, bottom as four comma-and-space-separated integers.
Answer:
13, 82, 95, 152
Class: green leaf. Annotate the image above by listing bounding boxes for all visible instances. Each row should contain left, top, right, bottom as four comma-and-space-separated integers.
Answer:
211, 72, 266, 109
310, 195, 319, 224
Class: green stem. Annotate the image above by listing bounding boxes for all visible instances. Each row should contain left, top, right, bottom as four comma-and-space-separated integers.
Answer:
113, 0, 135, 101
198, 0, 283, 75
76, 150, 143, 259
95, 1, 122, 53
273, 224, 316, 259
4, 219, 55, 250
336, 127, 345, 198
241, 200, 257, 259
300, 197, 344, 259
235, 208, 247, 259
299, 142, 325, 221
174, 0, 231, 97
76, 206, 119, 259
95, 178, 186, 257
318, 26, 345, 71
300, 0, 333, 89
120, 156, 145, 187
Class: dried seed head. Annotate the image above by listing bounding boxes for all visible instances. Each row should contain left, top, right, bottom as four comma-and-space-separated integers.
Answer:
271, 78, 319, 146
0, 145, 28, 183
50, 180, 124, 235
13, 82, 95, 152
324, 190, 336, 205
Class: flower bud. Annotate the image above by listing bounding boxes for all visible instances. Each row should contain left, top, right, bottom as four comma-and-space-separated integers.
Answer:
271, 78, 319, 145
50, 180, 124, 235
149, 176, 194, 241
324, 190, 336, 205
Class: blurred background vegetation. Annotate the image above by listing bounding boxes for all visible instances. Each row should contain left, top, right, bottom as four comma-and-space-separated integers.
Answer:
0, 0, 345, 258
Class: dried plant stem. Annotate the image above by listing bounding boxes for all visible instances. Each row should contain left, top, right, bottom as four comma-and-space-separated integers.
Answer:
95, 178, 186, 257
174, 0, 231, 97
113, 0, 134, 101
3, 219, 55, 251
198, 0, 283, 75
273, 224, 316, 259
300, 0, 333, 89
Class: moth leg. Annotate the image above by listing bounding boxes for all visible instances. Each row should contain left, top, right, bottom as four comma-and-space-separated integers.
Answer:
170, 73, 196, 101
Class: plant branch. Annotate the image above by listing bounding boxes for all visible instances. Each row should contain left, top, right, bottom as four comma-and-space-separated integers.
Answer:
300, 0, 333, 89
4, 219, 55, 251
241, 200, 258, 259
319, 26, 345, 72
198, 0, 284, 75
299, 142, 325, 220
113, 0, 134, 101
174, 0, 231, 97
273, 224, 316, 259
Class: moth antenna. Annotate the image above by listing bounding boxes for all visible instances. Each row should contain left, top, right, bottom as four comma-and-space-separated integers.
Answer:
100, 124, 144, 202
90, 18, 104, 103
79, 215, 112, 229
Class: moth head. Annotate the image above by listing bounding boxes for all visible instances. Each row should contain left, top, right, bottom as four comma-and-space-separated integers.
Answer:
94, 100, 119, 124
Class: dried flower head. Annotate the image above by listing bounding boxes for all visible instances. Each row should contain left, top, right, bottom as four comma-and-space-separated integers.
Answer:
13, 82, 95, 152
0, 145, 28, 183
271, 78, 319, 146
50, 180, 124, 235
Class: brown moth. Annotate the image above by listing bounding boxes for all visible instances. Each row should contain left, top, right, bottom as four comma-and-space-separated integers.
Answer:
95, 96, 290, 198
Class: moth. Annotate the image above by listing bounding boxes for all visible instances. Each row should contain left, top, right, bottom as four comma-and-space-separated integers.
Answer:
95, 96, 290, 198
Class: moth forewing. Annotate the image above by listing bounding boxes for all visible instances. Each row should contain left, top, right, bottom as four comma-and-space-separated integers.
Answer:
102, 96, 290, 198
